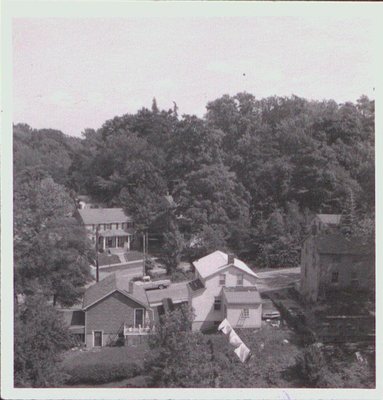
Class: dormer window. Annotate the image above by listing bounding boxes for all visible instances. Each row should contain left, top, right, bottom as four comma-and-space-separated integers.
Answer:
219, 274, 226, 286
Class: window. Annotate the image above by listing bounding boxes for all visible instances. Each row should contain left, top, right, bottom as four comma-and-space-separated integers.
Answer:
242, 308, 249, 318
214, 297, 221, 311
92, 224, 95, 231
134, 309, 145, 328
331, 272, 339, 283
219, 274, 226, 286
115, 223, 119, 229
237, 274, 244, 286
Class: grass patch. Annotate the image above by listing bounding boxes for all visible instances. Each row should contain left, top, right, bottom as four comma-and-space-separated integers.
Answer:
61, 344, 146, 386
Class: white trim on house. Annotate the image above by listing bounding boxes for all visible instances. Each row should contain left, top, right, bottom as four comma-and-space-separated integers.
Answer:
83, 289, 149, 311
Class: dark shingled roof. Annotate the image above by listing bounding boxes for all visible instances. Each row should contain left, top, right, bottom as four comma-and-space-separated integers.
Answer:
78, 208, 132, 225
223, 286, 261, 305
316, 234, 374, 255
188, 278, 205, 292
82, 273, 149, 309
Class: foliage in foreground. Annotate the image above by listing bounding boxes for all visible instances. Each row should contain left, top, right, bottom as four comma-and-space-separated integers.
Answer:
144, 307, 217, 387
14, 296, 73, 387
64, 362, 141, 385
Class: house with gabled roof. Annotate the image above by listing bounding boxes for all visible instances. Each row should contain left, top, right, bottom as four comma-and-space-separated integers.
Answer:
188, 250, 262, 331
311, 214, 342, 234
301, 233, 374, 302
82, 272, 153, 347
76, 208, 134, 251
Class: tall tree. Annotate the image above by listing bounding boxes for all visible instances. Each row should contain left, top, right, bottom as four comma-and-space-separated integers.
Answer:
14, 296, 72, 387
14, 175, 92, 305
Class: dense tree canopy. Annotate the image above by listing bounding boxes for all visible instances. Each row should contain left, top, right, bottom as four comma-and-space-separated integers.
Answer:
14, 93, 374, 269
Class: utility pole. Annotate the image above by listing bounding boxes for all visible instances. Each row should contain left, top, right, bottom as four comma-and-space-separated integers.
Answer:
95, 224, 99, 282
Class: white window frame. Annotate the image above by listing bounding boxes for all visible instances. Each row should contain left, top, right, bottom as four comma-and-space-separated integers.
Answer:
219, 274, 226, 286
243, 308, 249, 318
237, 274, 244, 286
93, 330, 103, 347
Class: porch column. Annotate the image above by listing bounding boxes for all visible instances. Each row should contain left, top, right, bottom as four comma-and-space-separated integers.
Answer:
115, 237, 118, 248
102, 236, 106, 250
127, 235, 130, 250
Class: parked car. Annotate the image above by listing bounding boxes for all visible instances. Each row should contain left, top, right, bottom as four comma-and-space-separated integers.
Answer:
263, 310, 281, 320
134, 276, 171, 290
262, 300, 281, 320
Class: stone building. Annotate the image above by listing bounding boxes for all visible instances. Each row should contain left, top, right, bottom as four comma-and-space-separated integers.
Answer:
300, 233, 374, 302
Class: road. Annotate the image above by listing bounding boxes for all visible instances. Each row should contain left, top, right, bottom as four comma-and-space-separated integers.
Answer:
90, 261, 144, 282
145, 267, 301, 306
255, 267, 301, 293
146, 281, 189, 306
89, 264, 300, 304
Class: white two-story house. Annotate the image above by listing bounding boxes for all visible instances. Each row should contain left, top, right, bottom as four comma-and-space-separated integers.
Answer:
76, 208, 134, 251
188, 250, 262, 331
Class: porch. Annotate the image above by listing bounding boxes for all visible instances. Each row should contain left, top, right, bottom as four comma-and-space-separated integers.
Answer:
98, 229, 132, 251
123, 324, 154, 346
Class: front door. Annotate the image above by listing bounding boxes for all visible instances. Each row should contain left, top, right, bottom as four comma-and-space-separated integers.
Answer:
135, 309, 144, 328
94, 331, 102, 347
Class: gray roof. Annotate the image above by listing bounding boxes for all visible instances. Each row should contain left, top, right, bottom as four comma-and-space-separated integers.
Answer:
223, 287, 261, 305
193, 250, 258, 280
78, 208, 132, 225
82, 273, 149, 309
316, 234, 374, 255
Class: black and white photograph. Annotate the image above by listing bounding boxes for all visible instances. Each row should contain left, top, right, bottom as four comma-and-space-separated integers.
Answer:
1, 1, 382, 399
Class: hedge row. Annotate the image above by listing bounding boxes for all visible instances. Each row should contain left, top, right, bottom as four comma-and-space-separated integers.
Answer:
64, 362, 142, 385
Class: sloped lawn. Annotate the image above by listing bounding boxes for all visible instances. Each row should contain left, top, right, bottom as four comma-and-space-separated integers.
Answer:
61, 344, 147, 386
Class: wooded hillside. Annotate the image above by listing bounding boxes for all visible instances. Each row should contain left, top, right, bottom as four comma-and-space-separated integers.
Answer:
14, 93, 375, 269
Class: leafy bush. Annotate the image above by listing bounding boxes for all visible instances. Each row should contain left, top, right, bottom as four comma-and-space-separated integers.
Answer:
64, 362, 141, 385
294, 344, 326, 386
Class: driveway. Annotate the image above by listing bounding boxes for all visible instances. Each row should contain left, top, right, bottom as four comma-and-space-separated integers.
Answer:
146, 281, 189, 307
255, 267, 301, 293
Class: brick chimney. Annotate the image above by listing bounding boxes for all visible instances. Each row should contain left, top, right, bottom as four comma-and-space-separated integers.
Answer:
227, 253, 235, 265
